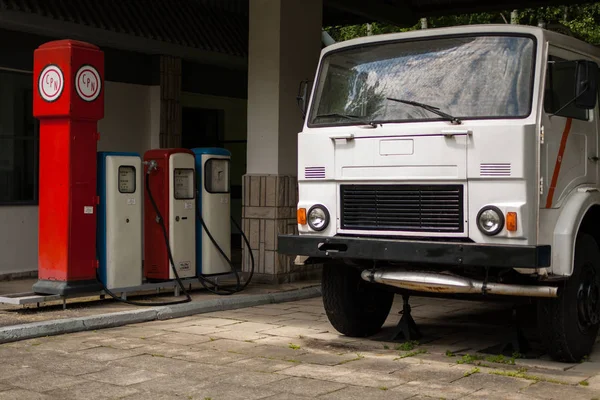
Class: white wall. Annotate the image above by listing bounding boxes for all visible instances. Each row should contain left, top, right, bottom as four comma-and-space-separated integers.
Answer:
0, 81, 160, 276
0, 206, 38, 275
98, 82, 161, 156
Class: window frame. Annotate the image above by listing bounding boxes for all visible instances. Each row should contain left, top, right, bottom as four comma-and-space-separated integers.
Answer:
0, 68, 39, 206
543, 54, 590, 121
307, 33, 539, 128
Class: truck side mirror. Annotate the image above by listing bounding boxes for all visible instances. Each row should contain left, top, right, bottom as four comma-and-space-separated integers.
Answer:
575, 60, 599, 110
296, 80, 312, 119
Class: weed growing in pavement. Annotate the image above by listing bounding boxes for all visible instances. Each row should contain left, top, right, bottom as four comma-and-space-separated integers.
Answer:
394, 349, 427, 360
383, 344, 390, 350
456, 354, 485, 364
445, 350, 455, 357
395, 340, 419, 351
379, 387, 388, 391
288, 343, 301, 350
489, 367, 569, 385
485, 354, 516, 365
457, 352, 521, 366
337, 353, 365, 365
579, 380, 589, 386
464, 367, 480, 377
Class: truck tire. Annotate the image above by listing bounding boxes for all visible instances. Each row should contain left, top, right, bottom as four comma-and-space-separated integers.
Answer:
537, 233, 600, 362
322, 263, 394, 337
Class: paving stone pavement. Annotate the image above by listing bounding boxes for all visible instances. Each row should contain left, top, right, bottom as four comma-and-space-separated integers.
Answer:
1, 295, 600, 399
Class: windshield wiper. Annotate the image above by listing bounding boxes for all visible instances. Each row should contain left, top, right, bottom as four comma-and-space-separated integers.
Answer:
314, 113, 377, 128
386, 98, 462, 125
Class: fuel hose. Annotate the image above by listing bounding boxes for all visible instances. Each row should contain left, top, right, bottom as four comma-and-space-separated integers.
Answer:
195, 197, 255, 296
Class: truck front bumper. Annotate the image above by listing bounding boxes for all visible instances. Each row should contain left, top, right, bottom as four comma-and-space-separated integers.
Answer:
278, 235, 551, 269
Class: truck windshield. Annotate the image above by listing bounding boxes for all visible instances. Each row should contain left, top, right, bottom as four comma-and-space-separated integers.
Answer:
308, 35, 536, 126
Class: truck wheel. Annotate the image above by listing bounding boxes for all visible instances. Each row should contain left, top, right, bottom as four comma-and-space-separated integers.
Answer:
538, 233, 600, 362
322, 263, 394, 337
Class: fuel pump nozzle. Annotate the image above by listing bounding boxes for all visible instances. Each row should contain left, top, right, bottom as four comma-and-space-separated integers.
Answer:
144, 160, 161, 224
143, 160, 158, 173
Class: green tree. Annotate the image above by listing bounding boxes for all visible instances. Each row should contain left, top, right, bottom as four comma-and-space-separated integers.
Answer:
325, 4, 600, 45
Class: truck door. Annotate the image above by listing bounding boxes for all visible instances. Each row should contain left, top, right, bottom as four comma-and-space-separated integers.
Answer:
540, 46, 599, 209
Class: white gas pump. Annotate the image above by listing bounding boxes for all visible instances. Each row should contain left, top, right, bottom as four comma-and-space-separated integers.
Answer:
192, 148, 231, 276
97, 152, 143, 289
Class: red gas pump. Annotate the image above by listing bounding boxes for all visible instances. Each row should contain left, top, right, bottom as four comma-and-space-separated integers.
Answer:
32, 40, 105, 295
144, 149, 197, 281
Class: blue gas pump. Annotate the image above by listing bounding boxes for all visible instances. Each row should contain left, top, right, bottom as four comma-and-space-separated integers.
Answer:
192, 148, 232, 277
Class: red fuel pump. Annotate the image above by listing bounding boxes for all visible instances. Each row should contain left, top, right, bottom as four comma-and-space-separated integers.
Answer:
144, 149, 197, 281
32, 40, 105, 295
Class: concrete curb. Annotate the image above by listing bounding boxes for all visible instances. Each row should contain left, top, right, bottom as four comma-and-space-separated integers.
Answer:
0, 285, 322, 344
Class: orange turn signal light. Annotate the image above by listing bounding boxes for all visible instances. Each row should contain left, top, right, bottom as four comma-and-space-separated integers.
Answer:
297, 208, 307, 225
506, 212, 517, 232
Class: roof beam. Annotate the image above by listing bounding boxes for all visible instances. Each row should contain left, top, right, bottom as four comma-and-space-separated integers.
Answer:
415, 0, 592, 18
0, 10, 248, 70
324, 0, 416, 26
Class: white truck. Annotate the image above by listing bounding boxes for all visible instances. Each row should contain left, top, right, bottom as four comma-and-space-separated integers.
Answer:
278, 24, 600, 362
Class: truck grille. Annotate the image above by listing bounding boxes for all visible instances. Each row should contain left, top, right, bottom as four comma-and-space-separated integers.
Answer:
340, 184, 464, 233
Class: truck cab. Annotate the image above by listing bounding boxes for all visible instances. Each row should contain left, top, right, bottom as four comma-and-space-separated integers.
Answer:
278, 25, 600, 362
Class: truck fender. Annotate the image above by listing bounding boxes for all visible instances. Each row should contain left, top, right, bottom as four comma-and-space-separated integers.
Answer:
551, 188, 600, 277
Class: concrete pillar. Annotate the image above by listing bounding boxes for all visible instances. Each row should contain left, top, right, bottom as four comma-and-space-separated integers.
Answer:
243, 0, 323, 283
159, 55, 182, 148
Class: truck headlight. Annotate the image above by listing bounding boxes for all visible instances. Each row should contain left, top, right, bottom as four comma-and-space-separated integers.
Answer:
308, 205, 330, 231
477, 206, 504, 236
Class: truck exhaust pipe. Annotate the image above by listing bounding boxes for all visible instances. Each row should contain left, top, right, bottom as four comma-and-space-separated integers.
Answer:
361, 270, 558, 298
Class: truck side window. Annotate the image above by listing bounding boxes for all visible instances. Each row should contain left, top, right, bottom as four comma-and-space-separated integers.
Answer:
544, 56, 588, 120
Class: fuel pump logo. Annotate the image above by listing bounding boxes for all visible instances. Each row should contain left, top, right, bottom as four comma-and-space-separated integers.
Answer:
178, 261, 192, 272
75, 65, 101, 102
38, 64, 64, 102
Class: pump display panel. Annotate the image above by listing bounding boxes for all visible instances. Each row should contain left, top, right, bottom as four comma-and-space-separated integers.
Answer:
174, 168, 195, 199
118, 166, 136, 193
205, 159, 230, 193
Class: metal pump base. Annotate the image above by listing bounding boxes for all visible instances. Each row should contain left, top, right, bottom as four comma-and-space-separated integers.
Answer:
32, 279, 104, 296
